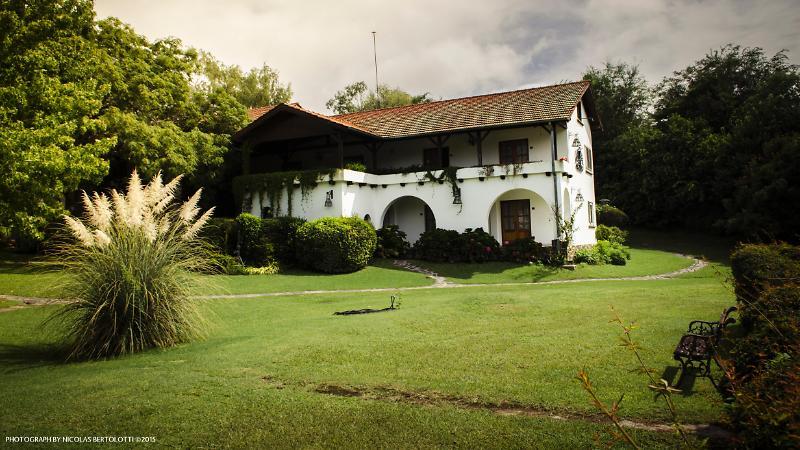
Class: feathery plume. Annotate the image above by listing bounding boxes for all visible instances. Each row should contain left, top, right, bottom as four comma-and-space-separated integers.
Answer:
183, 207, 214, 240
179, 189, 202, 224
64, 215, 95, 247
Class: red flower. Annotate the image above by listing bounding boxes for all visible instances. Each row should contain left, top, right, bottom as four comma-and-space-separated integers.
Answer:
484, 246, 492, 253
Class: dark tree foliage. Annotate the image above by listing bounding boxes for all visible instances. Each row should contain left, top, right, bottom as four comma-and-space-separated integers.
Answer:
585, 46, 800, 241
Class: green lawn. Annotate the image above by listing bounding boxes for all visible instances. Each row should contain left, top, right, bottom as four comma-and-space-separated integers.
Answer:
412, 248, 693, 284
0, 230, 736, 446
1, 275, 732, 447
0, 257, 432, 299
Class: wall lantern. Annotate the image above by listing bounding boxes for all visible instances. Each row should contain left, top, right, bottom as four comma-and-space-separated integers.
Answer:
572, 136, 582, 148
575, 192, 584, 204
452, 187, 462, 205
324, 190, 333, 207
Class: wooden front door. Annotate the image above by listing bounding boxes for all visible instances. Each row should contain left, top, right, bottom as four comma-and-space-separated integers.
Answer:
500, 199, 531, 244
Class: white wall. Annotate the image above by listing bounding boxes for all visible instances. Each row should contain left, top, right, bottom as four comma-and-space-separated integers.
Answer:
246, 118, 597, 248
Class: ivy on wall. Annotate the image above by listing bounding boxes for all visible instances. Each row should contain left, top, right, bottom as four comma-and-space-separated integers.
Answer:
233, 169, 335, 217
421, 167, 462, 209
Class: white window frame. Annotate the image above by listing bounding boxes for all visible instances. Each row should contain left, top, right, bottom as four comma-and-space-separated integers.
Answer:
588, 201, 595, 227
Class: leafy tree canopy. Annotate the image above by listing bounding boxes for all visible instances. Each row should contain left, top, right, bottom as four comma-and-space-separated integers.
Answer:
0, 0, 259, 242
326, 81, 432, 114
586, 45, 800, 241
195, 51, 292, 108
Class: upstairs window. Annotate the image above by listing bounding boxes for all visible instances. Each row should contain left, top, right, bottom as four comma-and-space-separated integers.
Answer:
499, 139, 529, 164
576, 102, 583, 125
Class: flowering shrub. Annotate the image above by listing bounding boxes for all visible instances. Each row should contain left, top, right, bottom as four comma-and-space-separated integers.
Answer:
457, 228, 500, 262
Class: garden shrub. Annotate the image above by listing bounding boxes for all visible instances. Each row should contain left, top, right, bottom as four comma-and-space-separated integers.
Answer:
574, 240, 631, 265
723, 242, 800, 448
262, 216, 305, 265
596, 204, 629, 228
51, 171, 211, 360
375, 225, 410, 258
574, 247, 602, 265
235, 213, 274, 266
730, 242, 800, 325
207, 252, 248, 275
594, 224, 628, 245
295, 217, 376, 273
502, 237, 545, 263
201, 218, 237, 254
457, 228, 500, 262
595, 240, 631, 265
413, 228, 460, 262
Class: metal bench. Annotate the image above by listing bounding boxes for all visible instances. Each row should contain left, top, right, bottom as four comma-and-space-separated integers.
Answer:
673, 306, 737, 387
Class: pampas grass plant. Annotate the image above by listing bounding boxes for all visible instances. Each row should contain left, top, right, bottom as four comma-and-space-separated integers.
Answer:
51, 170, 214, 360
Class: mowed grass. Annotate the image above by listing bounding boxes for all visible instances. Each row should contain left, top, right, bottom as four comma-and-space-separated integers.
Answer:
0, 257, 432, 299
0, 275, 732, 448
412, 248, 692, 284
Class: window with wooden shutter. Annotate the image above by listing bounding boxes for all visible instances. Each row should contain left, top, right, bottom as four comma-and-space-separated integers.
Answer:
498, 139, 529, 164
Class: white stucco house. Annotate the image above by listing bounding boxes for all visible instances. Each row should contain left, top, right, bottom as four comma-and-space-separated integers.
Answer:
232, 80, 600, 248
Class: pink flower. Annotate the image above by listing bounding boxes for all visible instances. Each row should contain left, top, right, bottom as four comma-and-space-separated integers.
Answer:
484, 246, 492, 253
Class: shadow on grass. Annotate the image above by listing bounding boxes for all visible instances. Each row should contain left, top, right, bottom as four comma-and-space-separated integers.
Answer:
660, 365, 700, 397
0, 342, 67, 373
627, 228, 735, 264
407, 260, 559, 283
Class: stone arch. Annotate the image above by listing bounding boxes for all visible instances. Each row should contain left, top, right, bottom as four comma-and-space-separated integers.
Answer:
380, 196, 436, 244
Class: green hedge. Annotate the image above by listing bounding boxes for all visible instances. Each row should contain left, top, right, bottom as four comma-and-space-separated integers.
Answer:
596, 204, 629, 228
726, 242, 800, 448
594, 224, 628, 244
236, 213, 274, 266
295, 217, 377, 273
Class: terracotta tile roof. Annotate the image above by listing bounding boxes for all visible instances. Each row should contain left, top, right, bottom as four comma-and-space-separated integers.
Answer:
333, 80, 590, 138
246, 105, 276, 121
242, 80, 590, 140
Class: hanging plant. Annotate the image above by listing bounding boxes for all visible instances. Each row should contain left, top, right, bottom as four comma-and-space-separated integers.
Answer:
420, 167, 462, 211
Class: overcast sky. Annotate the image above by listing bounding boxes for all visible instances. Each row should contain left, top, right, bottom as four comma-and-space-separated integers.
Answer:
95, 0, 799, 113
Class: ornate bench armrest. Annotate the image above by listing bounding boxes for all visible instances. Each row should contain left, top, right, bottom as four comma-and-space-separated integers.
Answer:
687, 320, 717, 335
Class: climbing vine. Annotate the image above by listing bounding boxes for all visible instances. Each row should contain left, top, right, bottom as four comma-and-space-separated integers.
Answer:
233, 169, 335, 217
420, 167, 462, 210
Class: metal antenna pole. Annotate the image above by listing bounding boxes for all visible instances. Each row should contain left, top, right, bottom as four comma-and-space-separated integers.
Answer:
372, 31, 379, 108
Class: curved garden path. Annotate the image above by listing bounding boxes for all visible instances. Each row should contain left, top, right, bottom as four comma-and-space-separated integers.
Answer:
198, 254, 707, 299
0, 255, 706, 306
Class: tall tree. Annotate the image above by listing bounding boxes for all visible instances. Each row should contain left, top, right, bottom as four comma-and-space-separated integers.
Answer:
326, 81, 432, 114
196, 52, 292, 108
0, 0, 251, 242
585, 46, 800, 240
582, 62, 651, 202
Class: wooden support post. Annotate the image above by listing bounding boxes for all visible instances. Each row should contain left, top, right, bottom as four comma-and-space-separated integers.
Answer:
241, 144, 251, 175
363, 141, 383, 172
332, 133, 344, 169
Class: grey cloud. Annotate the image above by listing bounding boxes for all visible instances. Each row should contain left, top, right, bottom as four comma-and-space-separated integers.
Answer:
94, 0, 799, 112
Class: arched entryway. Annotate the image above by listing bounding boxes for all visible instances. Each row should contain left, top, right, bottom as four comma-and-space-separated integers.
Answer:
486, 189, 551, 246
381, 196, 436, 244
